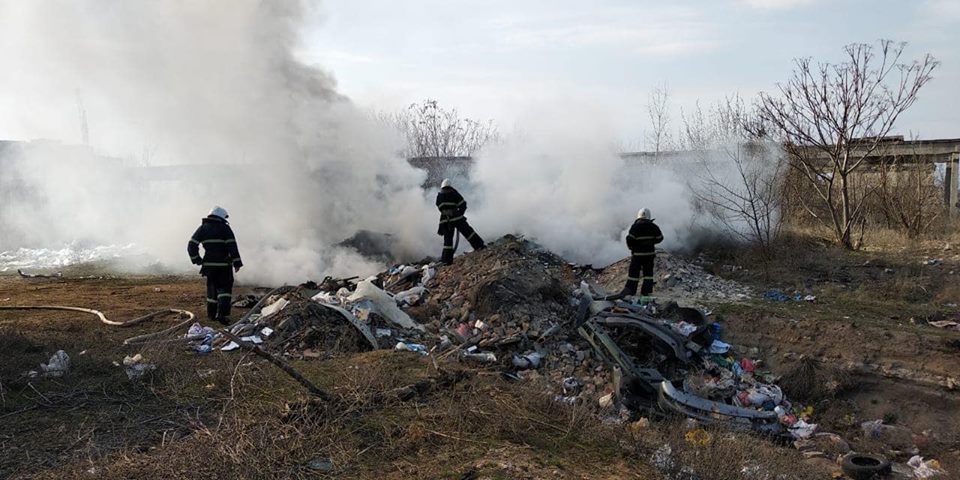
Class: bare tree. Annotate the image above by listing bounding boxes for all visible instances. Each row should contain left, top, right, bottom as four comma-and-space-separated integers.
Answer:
646, 84, 672, 156
385, 99, 499, 158
873, 135, 943, 237
685, 96, 786, 250
752, 40, 938, 249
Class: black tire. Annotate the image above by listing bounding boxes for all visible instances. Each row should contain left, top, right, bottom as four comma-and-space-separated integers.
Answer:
841, 453, 891, 479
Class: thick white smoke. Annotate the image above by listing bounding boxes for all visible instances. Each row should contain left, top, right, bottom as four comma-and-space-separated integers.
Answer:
0, 0, 437, 284
465, 103, 698, 266
0, 1, 745, 283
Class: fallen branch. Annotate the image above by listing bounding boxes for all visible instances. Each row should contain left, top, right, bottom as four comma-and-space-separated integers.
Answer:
219, 329, 332, 401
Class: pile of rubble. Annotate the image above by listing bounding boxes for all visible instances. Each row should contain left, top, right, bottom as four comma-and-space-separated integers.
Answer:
189, 236, 797, 427
595, 252, 752, 305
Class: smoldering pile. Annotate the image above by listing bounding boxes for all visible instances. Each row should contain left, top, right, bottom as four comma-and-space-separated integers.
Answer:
196, 235, 775, 419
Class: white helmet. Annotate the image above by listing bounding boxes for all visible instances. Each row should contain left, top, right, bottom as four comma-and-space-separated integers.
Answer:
209, 206, 229, 219
637, 208, 651, 220
441, 178, 451, 188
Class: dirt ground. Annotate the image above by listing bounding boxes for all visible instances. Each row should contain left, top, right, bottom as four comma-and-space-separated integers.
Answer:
2, 232, 960, 479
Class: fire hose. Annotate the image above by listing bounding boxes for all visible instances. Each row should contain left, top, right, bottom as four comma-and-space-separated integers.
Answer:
0, 306, 195, 345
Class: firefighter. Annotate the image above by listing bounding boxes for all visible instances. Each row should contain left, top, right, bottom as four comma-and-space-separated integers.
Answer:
187, 206, 243, 325
621, 207, 663, 303
436, 178, 485, 264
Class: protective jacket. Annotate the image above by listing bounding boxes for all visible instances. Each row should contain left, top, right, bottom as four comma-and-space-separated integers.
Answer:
187, 215, 243, 275
436, 186, 467, 234
436, 186, 466, 217
626, 218, 663, 255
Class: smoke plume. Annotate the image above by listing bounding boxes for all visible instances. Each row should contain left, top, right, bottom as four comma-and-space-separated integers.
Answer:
0, 0, 437, 284
0, 1, 731, 284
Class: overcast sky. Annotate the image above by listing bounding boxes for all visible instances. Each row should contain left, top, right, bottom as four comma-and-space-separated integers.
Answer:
300, 0, 959, 147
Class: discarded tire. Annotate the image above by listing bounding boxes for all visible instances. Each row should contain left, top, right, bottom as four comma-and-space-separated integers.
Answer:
841, 453, 891, 479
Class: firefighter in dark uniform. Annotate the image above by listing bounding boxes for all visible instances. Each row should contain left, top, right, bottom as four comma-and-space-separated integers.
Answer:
436, 178, 485, 264
621, 207, 663, 303
187, 206, 243, 325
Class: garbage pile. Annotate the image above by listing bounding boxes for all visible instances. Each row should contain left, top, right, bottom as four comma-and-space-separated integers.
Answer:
682, 341, 817, 439
595, 252, 752, 305
193, 235, 808, 437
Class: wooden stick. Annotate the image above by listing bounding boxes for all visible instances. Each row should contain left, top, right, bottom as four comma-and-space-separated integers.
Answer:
220, 330, 332, 401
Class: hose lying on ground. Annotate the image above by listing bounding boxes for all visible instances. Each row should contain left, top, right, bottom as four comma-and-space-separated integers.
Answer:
0, 285, 295, 346
0, 306, 195, 345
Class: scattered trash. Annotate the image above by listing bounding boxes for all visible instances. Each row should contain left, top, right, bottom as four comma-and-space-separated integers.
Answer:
305, 457, 335, 473
763, 290, 817, 303
347, 278, 424, 331
462, 351, 497, 363
511, 351, 542, 369
394, 342, 428, 355
860, 420, 919, 453
906, 455, 944, 478
793, 432, 850, 458
788, 419, 817, 439
375, 328, 393, 338
562, 377, 582, 396
928, 320, 960, 331
685, 428, 713, 446
40, 350, 71, 377
123, 354, 156, 380
260, 326, 274, 337
709, 339, 731, 354
841, 453, 891, 479
194, 344, 213, 354
232, 294, 261, 308
260, 298, 290, 318
394, 286, 427, 306
762, 290, 791, 302
923, 259, 943, 266
598, 392, 614, 409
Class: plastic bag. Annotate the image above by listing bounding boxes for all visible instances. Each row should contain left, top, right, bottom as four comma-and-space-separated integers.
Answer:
347, 279, 424, 331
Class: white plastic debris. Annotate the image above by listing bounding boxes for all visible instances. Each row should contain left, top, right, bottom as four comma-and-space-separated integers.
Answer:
375, 328, 392, 338
122, 354, 156, 380
669, 321, 698, 337
186, 322, 216, 338
260, 297, 290, 318
397, 265, 419, 281
394, 342, 428, 355
347, 279, 424, 331
788, 419, 817, 439
462, 351, 497, 363
311, 291, 340, 304
907, 456, 945, 478
40, 350, 71, 377
394, 286, 427, 306
221, 335, 263, 352
420, 265, 436, 285
260, 327, 274, 337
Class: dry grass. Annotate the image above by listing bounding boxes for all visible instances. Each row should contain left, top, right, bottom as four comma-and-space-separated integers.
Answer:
655, 420, 831, 480
779, 357, 851, 403
8, 346, 654, 479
